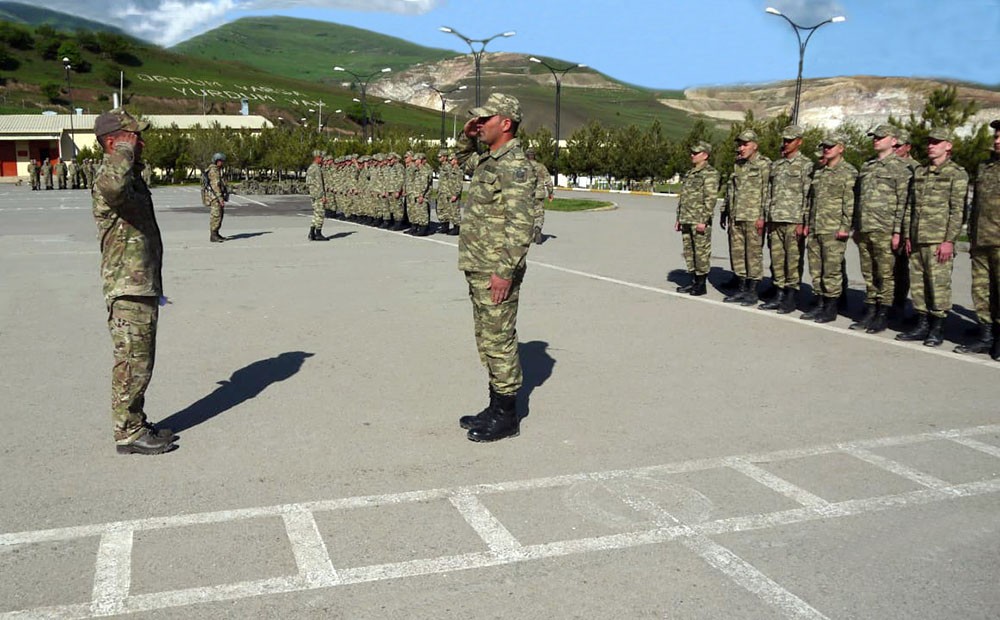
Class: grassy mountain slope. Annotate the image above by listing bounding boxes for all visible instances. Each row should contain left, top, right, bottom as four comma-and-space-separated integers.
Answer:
0, 2, 125, 35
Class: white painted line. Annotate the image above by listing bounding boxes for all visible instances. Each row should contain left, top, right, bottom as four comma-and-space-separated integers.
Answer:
89, 529, 133, 617
944, 436, 1000, 460
840, 446, 954, 491
726, 459, 833, 510
449, 494, 523, 558
281, 507, 340, 588
124, 576, 300, 616
230, 193, 270, 207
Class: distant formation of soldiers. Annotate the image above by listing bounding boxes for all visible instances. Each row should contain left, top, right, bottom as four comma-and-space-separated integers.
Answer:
25, 158, 98, 190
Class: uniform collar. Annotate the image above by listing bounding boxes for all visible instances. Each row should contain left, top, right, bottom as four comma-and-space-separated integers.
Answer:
486, 137, 521, 160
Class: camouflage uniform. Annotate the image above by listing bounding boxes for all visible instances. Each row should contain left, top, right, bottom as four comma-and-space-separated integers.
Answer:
437, 157, 463, 228
57, 160, 68, 189
408, 155, 433, 227
767, 150, 813, 290
855, 147, 911, 306
91, 119, 163, 445
41, 160, 53, 189
527, 158, 552, 237
204, 162, 229, 238
27, 160, 38, 190
968, 153, 1000, 329
807, 154, 857, 299
322, 156, 336, 215
66, 160, 77, 189
723, 147, 770, 285
386, 154, 406, 226
676, 154, 719, 278
305, 153, 327, 231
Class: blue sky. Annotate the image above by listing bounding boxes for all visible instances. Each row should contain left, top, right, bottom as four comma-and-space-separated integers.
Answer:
49, 0, 1000, 89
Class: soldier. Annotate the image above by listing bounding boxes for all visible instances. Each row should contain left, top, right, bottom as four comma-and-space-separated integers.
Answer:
67, 159, 77, 189
203, 152, 229, 242
892, 128, 919, 314
57, 159, 68, 189
454, 93, 537, 443
91, 108, 176, 455
851, 124, 912, 333
436, 151, 463, 236
674, 140, 719, 297
721, 129, 770, 306
956, 119, 1000, 358
895, 128, 968, 346
407, 153, 433, 236
525, 148, 554, 243
386, 152, 407, 230
374, 154, 391, 228
801, 133, 857, 323
761, 125, 812, 313
41, 158, 53, 190
27, 159, 38, 190
305, 150, 328, 241
141, 160, 152, 187
322, 154, 336, 219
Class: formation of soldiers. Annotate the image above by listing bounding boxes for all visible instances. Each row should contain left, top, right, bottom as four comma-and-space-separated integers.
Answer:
676, 121, 1000, 359
26, 158, 99, 190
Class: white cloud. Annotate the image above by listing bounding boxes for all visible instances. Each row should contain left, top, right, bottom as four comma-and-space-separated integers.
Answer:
764, 0, 846, 25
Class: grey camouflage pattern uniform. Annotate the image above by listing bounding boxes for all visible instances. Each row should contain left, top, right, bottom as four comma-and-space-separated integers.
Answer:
677, 161, 719, 276
767, 152, 813, 289
968, 154, 1000, 326
807, 159, 857, 298
723, 152, 770, 279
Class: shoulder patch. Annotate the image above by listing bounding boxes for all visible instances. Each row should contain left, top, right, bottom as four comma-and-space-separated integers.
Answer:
515, 168, 527, 182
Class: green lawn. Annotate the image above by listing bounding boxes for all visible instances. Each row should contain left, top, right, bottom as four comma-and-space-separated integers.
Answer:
546, 197, 614, 211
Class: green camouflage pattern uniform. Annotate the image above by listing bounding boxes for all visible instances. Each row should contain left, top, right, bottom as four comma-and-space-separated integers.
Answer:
41, 160, 53, 189
409, 157, 433, 226
807, 159, 857, 298
92, 143, 163, 445
528, 159, 552, 234
204, 164, 228, 235
677, 161, 719, 276
375, 156, 391, 221
27, 161, 38, 189
902, 158, 968, 318
322, 157, 336, 215
386, 156, 406, 222
968, 153, 1000, 326
57, 160, 68, 189
305, 159, 327, 230
66, 161, 77, 189
437, 160, 463, 225
855, 152, 911, 304
456, 131, 537, 396
85, 160, 96, 189
723, 152, 771, 279
767, 152, 813, 289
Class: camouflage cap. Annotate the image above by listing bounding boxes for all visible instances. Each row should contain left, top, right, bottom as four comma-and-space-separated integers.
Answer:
525, 147, 537, 156
690, 140, 712, 154
927, 127, 954, 142
388, 152, 400, 159
819, 133, 846, 147
781, 125, 804, 140
469, 92, 522, 123
735, 129, 758, 143
414, 152, 426, 160
991, 119, 1000, 130
312, 149, 323, 157
94, 107, 149, 138
814, 147, 826, 158
405, 150, 413, 157
867, 124, 897, 139
895, 128, 911, 144
358, 155, 370, 163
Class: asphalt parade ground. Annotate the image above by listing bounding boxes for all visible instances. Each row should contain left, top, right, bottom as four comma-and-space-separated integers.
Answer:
1, 185, 998, 619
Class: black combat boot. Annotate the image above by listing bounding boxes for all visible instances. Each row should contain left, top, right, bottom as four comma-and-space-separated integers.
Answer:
739, 279, 759, 306
800, 296, 824, 320
992, 331, 1000, 361
777, 288, 798, 314
411, 225, 429, 237
759, 287, 785, 310
210, 231, 225, 243
308, 227, 315, 240
448, 224, 460, 236
923, 315, 945, 347
676, 272, 695, 294
312, 228, 328, 241
723, 278, 747, 303
814, 296, 838, 323
116, 429, 177, 455
438, 222, 451, 235
849, 303, 877, 330
896, 313, 930, 341
954, 322, 993, 354
689, 274, 707, 297
534, 228, 544, 244
459, 387, 497, 430
866, 305, 890, 334
467, 392, 520, 442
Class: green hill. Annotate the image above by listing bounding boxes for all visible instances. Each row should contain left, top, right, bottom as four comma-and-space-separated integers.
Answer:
0, 2, 126, 35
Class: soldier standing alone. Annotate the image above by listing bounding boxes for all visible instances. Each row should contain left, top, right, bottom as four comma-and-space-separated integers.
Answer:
305, 150, 328, 241
674, 141, 718, 297
203, 153, 229, 242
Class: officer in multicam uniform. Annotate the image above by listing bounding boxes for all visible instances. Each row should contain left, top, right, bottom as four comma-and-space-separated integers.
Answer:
892, 128, 919, 314
91, 108, 176, 455
525, 148, 553, 244
27, 159, 38, 190
896, 128, 969, 347
436, 151, 463, 236
305, 150, 328, 241
454, 93, 537, 443
957, 119, 1000, 359
407, 153, 433, 236
722, 129, 771, 306
41, 158, 53, 189
674, 140, 718, 297
761, 125, 812, 314
850, 124, 912, 333
204, 152, 229, 242
802, 133, 857, 324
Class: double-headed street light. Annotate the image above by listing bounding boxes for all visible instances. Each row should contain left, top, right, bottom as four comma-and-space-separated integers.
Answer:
765, 7, 845, 124
439, 27, 515, 106
423, 83, 468, 146
334, 65, 392, 141
529, 57, 586, 185
308, 101, 325, 133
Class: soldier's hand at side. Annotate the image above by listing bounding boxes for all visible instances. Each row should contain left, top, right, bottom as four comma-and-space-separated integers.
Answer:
488, 274, 512, 304
835, 230, 849, 241
936, 241, 954, 263
905, 239, 912, 255
755, 218, 765, 234
720, 216, 728, 231
892, 233, 900, 251
674, 221, 681, 232
695, 223, 706, 233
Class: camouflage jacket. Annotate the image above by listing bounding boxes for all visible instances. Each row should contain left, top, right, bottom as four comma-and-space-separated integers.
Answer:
41, 162, 52, 177
27, 162, 36, 176
205, 164, 228, 205
386, 162, 405, 196
322, 164, 335, 198
855, 153, 911, 234
456, 137, 537, 279
57, 161, 68, 176
409, 164, 432, 201
677, 163, 719, 225
767, 152, 812, 224
724, 153, 771, 222
437, 164, 462, 199
902, 158, 968, 244
92, 144, 162, 304
305, 162, 325, 200
808, 160, 857, 235
529, 161, 554, 200
968, 156, 1000, 247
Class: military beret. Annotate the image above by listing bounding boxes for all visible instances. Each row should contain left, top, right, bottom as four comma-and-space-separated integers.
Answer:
690, 140, 712, 154
991, 119, 1000, 130
927, 127, 954, 142
735, 129, 758, 143
94, 107, 149, 138
781, 125, 804, 140
469, 92, 522, 123
867, 124, 897, 139
819, 133, 846, 147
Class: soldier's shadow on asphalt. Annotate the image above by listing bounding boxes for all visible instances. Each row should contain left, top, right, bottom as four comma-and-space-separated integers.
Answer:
517, 341, 556, 421
325, 231, 356, 240
158, 351, 315, 434
225, 232, 272, 241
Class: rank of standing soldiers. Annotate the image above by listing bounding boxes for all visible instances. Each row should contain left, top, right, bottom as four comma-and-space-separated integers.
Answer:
676, 121, 1000, 360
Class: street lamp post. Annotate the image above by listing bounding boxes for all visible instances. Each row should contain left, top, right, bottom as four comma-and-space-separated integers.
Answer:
529, 57, 585, 186
423, 83, 468, 146
308, 101, 324, 133
765, 7, 845, 124
62, 57, 76, 161
334, 66, 391, 142
438, 27, 515, 106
